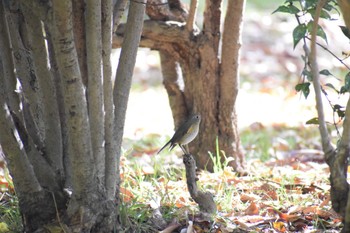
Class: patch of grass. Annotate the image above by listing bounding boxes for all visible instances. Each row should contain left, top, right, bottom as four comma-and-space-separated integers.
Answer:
0, 193, 22, 233
241, 127, 274, 161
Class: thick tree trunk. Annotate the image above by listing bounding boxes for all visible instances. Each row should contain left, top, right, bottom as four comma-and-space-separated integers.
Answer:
113, 0, 246, 172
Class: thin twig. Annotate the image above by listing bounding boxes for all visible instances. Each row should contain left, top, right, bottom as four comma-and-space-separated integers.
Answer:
186, 0, 198, 31
51, 192, 67, 233
306, 36, 350, 70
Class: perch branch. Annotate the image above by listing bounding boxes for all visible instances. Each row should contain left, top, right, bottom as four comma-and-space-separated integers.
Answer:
183, 154, 217, 214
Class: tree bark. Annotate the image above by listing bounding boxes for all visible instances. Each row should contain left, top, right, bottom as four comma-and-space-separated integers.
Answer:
86, 0, 105, 183
308, 1, 350, 232
113, 0, 146, 206
0, 0, 137, 231
103, 0, 118, 201
219, 0, 246, 174
113, 0, 246, 172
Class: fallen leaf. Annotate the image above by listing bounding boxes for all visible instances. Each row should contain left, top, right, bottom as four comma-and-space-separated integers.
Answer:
273, 221, 287, 232
240, 193, 259, 202
120, 187, 134, 202
245, 201, 259, 215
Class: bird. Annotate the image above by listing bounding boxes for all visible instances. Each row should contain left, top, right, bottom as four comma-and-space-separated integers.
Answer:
158, 114, 201, 155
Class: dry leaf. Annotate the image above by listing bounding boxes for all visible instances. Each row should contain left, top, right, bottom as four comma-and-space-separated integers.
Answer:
245, 201, 259, 215
240, 193, 259, 202
273, 221, 287, 232
120, 187, 134, 202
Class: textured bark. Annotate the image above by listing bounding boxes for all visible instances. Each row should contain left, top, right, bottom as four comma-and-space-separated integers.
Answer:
5, 2, 45, 146
72, 0, 88, 86
86, 0, 105, 182
1, 0, 133, 231
309, 1, 350, 232
0, 5, 20, 114
219, 0, 246, 174
22, 6, 64, 178
113, 0, 128, 33
113, 0, 146, 203
51, 0, 95, 199
103, 0, 118, 200
159, 50, 188, 128
183, 153, 216, 213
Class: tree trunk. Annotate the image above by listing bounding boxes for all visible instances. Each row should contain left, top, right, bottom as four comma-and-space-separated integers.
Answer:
113, 0, 246, 172
0, 0, 142, 231
308, 1, 350, 232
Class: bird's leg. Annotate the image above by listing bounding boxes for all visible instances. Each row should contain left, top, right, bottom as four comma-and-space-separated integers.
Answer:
180, 145, 189, 155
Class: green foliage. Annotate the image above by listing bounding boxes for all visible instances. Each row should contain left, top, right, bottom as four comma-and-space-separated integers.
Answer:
274, 0, 350, 127
273, 0, 334, 48
0, 194, 22, 233
295, 82, 310, 98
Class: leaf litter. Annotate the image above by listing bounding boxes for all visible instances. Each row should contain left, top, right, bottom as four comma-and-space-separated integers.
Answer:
120, 123, 343, 232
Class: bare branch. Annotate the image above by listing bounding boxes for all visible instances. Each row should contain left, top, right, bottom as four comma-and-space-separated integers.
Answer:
186, 0, 198, 31
203, 0, 221, 36
113, 20, 188, 49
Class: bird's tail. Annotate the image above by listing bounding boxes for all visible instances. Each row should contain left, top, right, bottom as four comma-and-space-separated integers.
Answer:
157, 140, 171, 154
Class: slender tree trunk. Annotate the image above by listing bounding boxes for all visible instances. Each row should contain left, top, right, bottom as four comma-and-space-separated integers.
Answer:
0, 0, 144, 231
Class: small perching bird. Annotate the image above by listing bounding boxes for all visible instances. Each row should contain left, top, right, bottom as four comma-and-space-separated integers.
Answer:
158, 114, 201, 155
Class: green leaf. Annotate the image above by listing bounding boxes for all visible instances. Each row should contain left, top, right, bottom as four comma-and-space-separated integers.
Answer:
272, 5, 300, 14
293, 24, 307, 49
340, 26, 350, 40
304, 0, 318, 9
325, 83, 339, 93
334, 104, 345, 118
307, 9, 331, 19
306, 117, 319, 125
340, 72, 350, 93
319, 69, 332, 76
307, 21, 328, 44
302, 69, 312, 81
316, 25, 328, 43
295, 82, 311, 98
